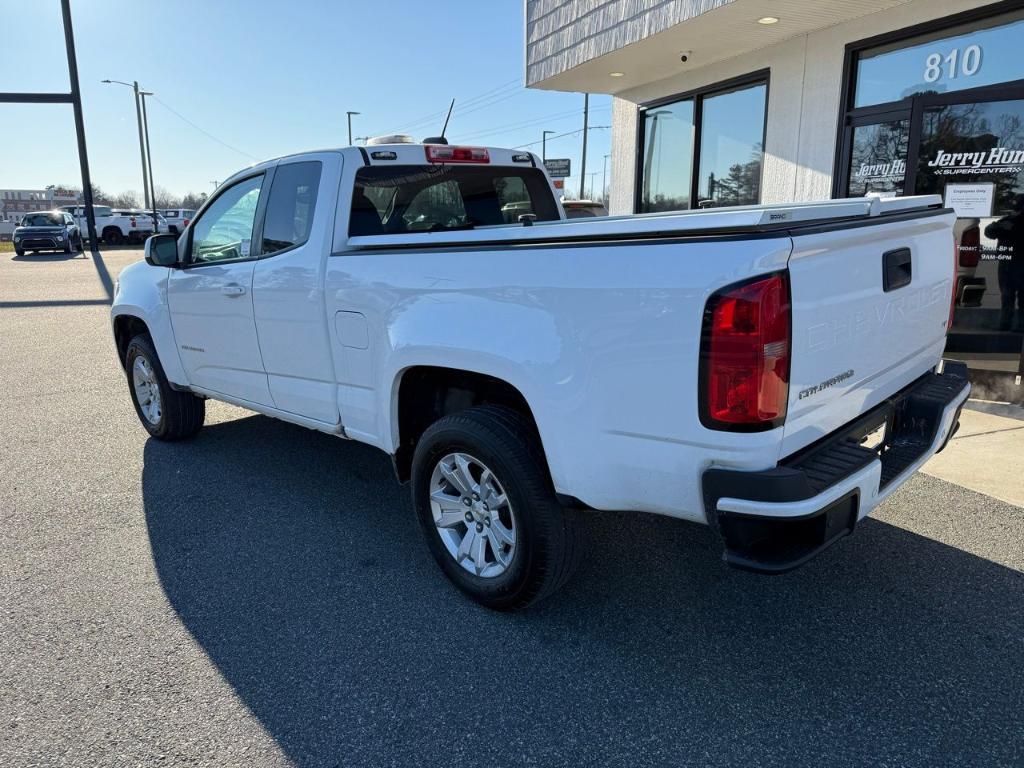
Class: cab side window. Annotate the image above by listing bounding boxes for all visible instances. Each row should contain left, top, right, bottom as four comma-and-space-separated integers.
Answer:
189, 175, 263, 265
260, 161, 322, 256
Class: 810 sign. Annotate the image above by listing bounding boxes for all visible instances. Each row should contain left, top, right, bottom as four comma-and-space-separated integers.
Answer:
923, 44, 983, 83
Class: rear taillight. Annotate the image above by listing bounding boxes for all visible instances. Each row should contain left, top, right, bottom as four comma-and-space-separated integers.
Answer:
425, 145, 490, 164
183, 219, 190, 228
130, 216, 136, 227
700, 272, 791, 430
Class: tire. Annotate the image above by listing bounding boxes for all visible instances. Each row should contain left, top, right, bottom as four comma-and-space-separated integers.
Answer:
63, 238, 72, 254
103, 227, 124, 246
411, 405, 582, 610
76, 234, 84, 252
124, 334, 205, 441
14, 248, 24, 257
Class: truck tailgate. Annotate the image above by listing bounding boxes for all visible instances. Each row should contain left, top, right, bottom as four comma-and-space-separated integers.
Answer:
781, 208, 956, 457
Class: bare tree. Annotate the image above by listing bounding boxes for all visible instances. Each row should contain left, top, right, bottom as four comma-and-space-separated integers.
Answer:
112, 191, 142, 209
152, 185, 182, 208
180, 191, 207, 210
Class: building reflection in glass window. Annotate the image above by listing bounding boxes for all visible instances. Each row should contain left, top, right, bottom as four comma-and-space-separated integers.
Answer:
916, 98, 1024, 370
638, 99, 694, 213
846, 120, 910, 197
696, 83, 767, 208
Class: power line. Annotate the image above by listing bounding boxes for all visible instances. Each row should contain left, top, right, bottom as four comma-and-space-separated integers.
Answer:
150, 95, 260, 162
456, 105, 609, 143
512, 124, 610, 149
383, 77, 522, 136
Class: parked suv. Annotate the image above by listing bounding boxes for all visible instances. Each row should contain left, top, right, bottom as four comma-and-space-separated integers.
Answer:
13, 211, 83, 256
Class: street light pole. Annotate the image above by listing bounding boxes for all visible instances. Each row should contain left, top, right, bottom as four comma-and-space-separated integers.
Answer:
542, 130, 555, 162
579, 93, 589, 200
602, 153, 610, 204
102, 78, 150, 210
347, 111, 360, 146
139, 91, 158, 233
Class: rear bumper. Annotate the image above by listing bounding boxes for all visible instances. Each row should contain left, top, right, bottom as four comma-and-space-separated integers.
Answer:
702, 360, 971, 574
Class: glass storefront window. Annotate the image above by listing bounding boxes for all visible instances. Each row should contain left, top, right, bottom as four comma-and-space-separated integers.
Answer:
637, 75, 767, 213
855, 11, 1024, 108
916, 98, 1024, 353
845, 120, 910, 197
639, 99, 694, 213
696, 83, 766, 207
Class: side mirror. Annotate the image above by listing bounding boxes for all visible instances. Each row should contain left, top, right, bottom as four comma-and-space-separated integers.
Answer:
145, 233, 180, 267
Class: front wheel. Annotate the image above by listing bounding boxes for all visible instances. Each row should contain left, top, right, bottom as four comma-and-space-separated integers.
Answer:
125, 334, 205, 440
14, 247, 24, 257
411, 405, 581, 610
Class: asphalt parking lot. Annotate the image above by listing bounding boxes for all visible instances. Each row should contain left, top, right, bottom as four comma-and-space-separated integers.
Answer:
2, 248, 1022, 767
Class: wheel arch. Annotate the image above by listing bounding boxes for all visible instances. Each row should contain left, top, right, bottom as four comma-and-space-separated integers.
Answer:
113, 313, 151, 368
391, 365, 544, 484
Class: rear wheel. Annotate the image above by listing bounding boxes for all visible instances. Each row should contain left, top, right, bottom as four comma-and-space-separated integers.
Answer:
125, 334, 205, 440
411, 405, 581, 610
103, 227, 124, 246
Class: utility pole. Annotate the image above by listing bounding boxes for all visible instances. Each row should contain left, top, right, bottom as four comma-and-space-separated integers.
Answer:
139, 91, 158, 232
102, 78, 150, 210
579, 93, 589, 200
210, 181, 219, 190
347, 111, 360, 146
542, 130, 555, 162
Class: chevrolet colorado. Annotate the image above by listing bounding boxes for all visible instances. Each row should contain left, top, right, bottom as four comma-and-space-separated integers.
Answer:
111, 142, 969, 609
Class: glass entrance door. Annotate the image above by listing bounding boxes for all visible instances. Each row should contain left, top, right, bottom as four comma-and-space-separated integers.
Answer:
912, 89, 1024, 378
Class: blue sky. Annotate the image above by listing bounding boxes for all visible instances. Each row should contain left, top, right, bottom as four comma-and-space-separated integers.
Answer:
1, 0, 611, 199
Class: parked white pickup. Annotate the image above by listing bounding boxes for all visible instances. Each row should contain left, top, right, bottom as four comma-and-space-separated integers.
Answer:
61, 205, 166, 245
110, 142, 969, 609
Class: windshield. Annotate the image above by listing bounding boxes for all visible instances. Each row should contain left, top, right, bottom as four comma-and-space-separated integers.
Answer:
350, 165, 559, 235
22, 213, 63, 227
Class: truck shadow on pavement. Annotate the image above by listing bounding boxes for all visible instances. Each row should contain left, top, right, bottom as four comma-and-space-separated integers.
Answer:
142, 414, 1024, 768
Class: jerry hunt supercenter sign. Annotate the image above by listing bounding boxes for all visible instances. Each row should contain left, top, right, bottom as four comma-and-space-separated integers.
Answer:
927, 148, 1024, 175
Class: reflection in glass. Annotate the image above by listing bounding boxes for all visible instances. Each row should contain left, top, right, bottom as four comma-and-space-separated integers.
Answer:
916, 98, 1024, 370
638, 99, 694, 213
697, 84, 766, 207
846, 120, 909, 197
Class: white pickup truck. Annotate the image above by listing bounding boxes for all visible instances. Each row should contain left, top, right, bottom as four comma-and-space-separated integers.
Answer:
111, 141, 969, 609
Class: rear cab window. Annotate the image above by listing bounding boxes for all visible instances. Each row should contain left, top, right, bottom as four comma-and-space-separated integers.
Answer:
349, 165, 559, 236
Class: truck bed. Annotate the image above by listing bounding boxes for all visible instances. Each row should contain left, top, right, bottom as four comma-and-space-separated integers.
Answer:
346, 195, 946, 251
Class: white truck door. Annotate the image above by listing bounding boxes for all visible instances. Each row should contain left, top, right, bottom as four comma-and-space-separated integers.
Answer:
167, 172, 274, 407
251, 153, 342, 425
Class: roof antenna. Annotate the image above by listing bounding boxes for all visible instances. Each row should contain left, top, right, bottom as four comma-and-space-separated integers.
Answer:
423, 99, 455, 145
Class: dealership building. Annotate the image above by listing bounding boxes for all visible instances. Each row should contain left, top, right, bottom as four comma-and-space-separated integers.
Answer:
526, 0, 1024, 397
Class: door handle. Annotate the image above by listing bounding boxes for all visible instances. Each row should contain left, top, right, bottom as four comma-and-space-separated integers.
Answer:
221, 283, 247, 297
883, 248, 912, 292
